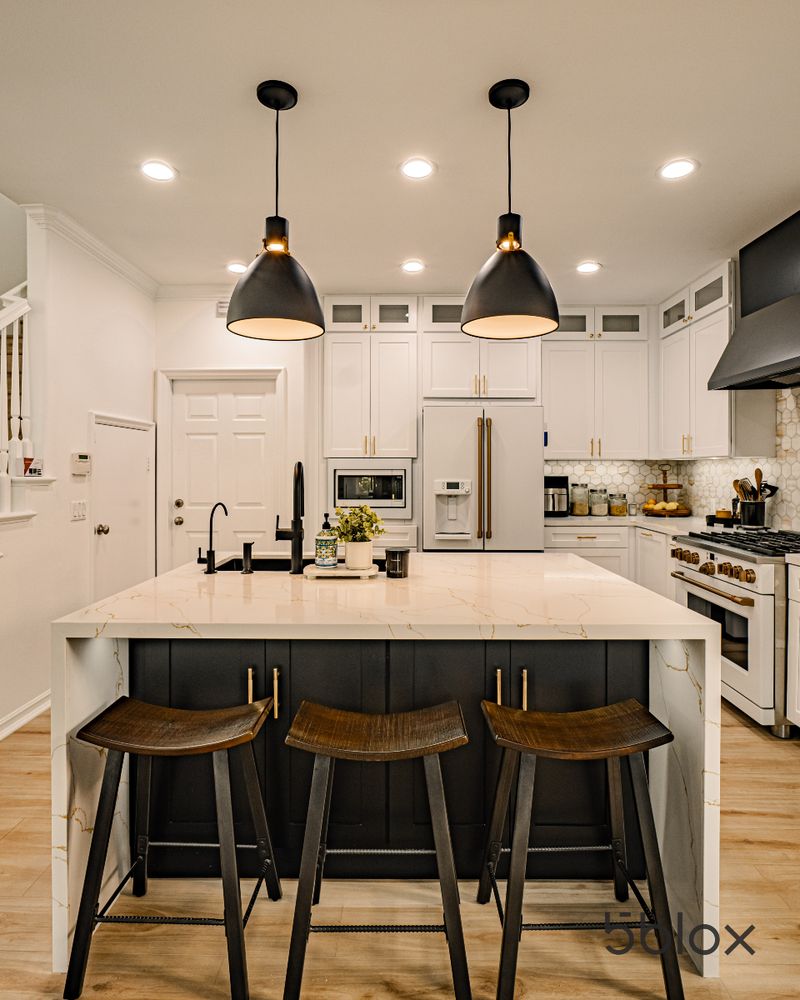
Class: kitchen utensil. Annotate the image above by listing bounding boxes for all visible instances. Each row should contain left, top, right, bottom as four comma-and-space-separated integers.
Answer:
755, 467, 763, 497
760, 482, 779, 499
739, 477, 754, 500
733, 479, 746, 502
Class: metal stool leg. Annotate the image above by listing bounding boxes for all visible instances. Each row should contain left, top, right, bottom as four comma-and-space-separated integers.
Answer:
477, 748, 519, 904
607, 756, 629, 903
628, 753, 685, 1000
213, 749, 249, 1000
424, 753, 472, 1000
312, 758, 335, 906
240, 742, 282, 901
496, 753, 536, 1000
132, 755, 152, 897
283, 754, 332, 1000
63, 749, 124, 1000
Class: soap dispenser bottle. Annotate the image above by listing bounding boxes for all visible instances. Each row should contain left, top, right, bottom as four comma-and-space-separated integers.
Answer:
315, 512, 338, 568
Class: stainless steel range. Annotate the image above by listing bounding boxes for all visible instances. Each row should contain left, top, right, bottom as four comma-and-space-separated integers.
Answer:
671, 528, 800, 738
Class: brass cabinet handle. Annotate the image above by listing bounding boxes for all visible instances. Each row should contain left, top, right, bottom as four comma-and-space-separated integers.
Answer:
477, 417, 484, 539
590, 437, 594, 457
686, 433, 692, 454
473, 374, 478, 396
680, 434, 685, 455
576, 534, 597, 539
247, 667, 254, 704
521, 668, 528, 711
482, 374, 487, 396
372, 435, 376, 455
640, 531, 653, 538
363, 435, 368, 455
598, 437, 602, 458
670, 572, 755, 607
496, 667, 502, 706
485, 416, 493, 540
272, 667, 280, 718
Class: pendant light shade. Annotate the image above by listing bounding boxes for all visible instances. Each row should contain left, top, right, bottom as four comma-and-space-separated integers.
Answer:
227, 81, 324, 342
461, 80, 559, 340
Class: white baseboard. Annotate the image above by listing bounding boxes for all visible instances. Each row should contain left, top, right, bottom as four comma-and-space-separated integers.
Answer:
0, 690, 51, 740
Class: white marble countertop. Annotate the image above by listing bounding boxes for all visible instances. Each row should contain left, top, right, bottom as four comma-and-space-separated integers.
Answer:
53, 551, 715, 642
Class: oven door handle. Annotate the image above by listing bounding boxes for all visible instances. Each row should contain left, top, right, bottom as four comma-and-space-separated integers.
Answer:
671, 571, 755, 607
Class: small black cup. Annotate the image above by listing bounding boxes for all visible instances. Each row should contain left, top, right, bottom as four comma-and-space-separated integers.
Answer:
739, 500, 766, 528
385, 547, 410, 578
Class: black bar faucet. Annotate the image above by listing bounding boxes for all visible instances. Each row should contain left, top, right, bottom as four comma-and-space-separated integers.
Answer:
276, 461, 304, 574
198, 501, 229, 574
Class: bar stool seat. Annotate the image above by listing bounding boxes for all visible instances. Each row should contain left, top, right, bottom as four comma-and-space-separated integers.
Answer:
481, 698, 673, 760
64, 695, 281, 1000
283, 699, 472, 1000
78, 695, 272, 756
286, 699, 468, 761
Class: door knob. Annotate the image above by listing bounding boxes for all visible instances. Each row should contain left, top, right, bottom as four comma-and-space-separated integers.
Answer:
174, 498, 184, 508
94, 524, 110, 535
174, 516, 184, 525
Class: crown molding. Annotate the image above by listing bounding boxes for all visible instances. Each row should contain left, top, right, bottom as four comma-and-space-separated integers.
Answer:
155, 283, 236, 301
22, 204, 157, 298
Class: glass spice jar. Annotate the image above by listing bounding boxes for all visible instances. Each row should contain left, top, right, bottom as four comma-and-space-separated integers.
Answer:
589, 487, 609, 516
609, 492, 628, 516
570, 483, 589, 516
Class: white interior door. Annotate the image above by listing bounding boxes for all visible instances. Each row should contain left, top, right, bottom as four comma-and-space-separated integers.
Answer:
170, 378, 281, 569
92, 416, 155, 600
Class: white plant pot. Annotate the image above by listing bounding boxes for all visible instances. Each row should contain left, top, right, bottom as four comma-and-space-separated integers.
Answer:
344, 541, 373, 571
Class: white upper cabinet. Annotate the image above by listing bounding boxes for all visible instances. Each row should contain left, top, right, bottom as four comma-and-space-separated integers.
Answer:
690, 310, 731, 457
323, 333, 371, 456
324, 295, 372, 331
658, 288, 690, 338
323, 295, 417, 332
658, 327, 691, 458
658, 260, 732, 337
593, 306, 648, 341
421, 296, 463, 331
594, 341, 649, 457
324, 332, 418, 457
370, 334, 418, 457
546, 306, 594, 341
542, 340, 595, 459
422, 331, 538, 398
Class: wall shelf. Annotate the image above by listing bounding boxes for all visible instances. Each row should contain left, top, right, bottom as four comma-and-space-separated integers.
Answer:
11, 476, 56, 485
0, 510, 37, 524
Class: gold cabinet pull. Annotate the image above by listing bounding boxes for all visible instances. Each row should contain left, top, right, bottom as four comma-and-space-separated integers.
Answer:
576, 534, 597, 539
473, 373, 478, 396
363, 435, 368, 455
372, 435, 376, 455
680, 434, 685, 455
521, 668, 528, 711
477, 417, 484, 539
496, 667, 502, 706
482, 374, 487, 396
247, 667, 254, 704
598, 438, 602, 458
686, 433, 692, 454
485, 417, 493, 540
590, 437, 594, 457
640, 531, 653, 538
272, 667, 280, 719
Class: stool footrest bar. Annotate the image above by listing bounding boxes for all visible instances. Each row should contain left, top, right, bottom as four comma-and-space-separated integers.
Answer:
500, 844, 612, 855
147, 840, 258, 850
310, 923, 446, 934
522, 920, 649, 932
324, 847, 437, 856
95, 914, 226, 926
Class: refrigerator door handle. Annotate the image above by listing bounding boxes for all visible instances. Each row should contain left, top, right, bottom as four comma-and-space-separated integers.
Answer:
476, 416, 484, 539
485, 416, 493, 540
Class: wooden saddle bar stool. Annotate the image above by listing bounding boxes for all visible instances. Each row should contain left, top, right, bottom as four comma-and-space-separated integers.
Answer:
477, 698, 684, 1000
63, 695, 282, 1000
283, 699, 472, 1000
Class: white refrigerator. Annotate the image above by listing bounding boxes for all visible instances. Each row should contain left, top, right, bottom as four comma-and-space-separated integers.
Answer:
422, 404, 544, 550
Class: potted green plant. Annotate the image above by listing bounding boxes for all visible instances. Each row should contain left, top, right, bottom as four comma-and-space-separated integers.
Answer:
334, 504, 385, 570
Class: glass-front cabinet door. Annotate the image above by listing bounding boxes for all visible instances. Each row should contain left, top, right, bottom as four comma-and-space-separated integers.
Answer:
593, 306, 647, 341
324, 295, 371, 331
690, 260, 732, 325
546, 306, 594, 341
370, 295, 418, 331
421, 296, 463, 331
658, 287, 690, 338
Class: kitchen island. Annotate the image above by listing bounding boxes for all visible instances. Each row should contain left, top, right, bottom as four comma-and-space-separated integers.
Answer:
51, 552, 721, 975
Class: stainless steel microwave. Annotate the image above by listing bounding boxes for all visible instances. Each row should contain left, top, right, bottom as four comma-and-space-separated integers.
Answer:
329, 460, 412, 519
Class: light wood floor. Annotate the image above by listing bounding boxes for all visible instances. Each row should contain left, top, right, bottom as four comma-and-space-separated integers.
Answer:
0, 706, 797, 999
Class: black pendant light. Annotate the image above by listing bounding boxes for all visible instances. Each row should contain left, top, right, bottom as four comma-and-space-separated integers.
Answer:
461, 79, 559, 340
227, 80, 324, 341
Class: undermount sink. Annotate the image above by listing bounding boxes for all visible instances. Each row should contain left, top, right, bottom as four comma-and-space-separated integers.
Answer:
215, 556, 386, 573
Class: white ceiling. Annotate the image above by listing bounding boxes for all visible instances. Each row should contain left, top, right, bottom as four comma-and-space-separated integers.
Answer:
2, 1, 800, 303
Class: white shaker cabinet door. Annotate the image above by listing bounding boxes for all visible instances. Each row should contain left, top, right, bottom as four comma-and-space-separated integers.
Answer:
479, 339, 539, 398
594, 340, 648, 458
634, 527, 668, 597
422, 331, 481, 398
658, 328, 691, 458
787, 593, 800, 727
690, 310, 731, 457
370, 333, 418, 457
323, 333, 371, 457
541, 340, 594, 459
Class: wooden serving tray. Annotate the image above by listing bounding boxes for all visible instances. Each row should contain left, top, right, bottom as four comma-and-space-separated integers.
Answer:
643, 506, 692, 517
303, 563, 379, 580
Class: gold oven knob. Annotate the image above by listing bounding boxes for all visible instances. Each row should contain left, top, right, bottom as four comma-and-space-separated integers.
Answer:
718, 562, 732, 576
743, 568, 756, 584
690, 552, 700, 564
732, 565, 743, 581
699, 561, 715, 575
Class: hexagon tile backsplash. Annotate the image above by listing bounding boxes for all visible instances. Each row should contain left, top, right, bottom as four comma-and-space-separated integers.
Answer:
546, 390, 799, 528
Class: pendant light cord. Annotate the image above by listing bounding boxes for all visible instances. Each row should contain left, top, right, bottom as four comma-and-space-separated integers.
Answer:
507, 107, 512, 214
275, 109, 280, 216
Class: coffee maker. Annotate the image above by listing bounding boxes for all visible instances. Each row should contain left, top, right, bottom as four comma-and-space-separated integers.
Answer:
544, 475, 569, 517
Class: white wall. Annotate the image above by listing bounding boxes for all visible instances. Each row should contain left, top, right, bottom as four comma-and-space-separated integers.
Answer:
154, 294, 323, 551
0, 208, 156, 732
0, 191, 26, 293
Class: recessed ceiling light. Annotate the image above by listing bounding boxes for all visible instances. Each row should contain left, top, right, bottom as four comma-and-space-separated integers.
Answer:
227, 262, 248, 274
576, 260, 602, 274
141, 160, 177, 182
401, 259, 425, 273
658, 158, 698, 180
400, 157, 435, 180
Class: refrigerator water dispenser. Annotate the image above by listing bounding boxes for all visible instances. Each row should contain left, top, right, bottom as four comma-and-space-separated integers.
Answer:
433, 479, 472, 540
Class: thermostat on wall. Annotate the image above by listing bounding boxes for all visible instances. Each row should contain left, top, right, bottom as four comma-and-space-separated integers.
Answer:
71, 452, 92, 476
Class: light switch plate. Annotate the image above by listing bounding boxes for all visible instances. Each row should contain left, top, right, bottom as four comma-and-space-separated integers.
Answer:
70, 500, 87, 522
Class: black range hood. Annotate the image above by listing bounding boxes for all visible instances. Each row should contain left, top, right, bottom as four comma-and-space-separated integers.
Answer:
708, 292, 800, 389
